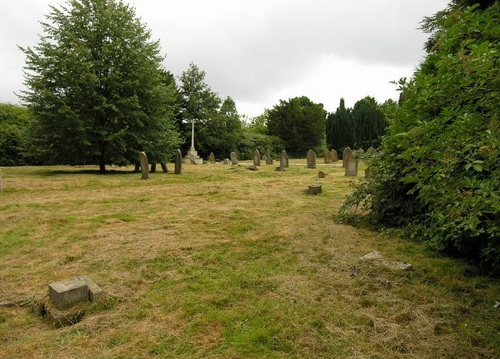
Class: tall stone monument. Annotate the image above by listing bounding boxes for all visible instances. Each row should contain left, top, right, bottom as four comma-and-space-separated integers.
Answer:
184, 119, 203, 164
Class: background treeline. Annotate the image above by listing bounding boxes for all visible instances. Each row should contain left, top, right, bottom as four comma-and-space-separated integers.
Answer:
326, 96, 389, 154
340, 0, 499, 275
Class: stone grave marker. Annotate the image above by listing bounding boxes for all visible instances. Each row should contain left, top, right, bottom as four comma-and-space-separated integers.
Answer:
175, 149, 182, 174
324, 149, 331, 164
331, 149, 338, 162
307, 184, 322, 195
209, 152, 216, 163
345, 151, 358, 176
139, 152, 149, 179
342, 147, 352, 168
266, 150, 273, 165
307, 149, 317, 169
48, 275, 104, 310
253, 149, 261, 166
230, 151, 238, 165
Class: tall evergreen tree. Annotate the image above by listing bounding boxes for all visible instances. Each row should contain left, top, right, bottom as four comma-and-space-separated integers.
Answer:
326, 98, 354, 154
267, 96, 326, 157
351, 96, 386, 149
20, 0, 181, 171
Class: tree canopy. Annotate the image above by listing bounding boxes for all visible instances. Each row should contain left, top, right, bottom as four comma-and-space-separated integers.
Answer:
20, 0, 181, 171
340, 2, 500, 274
267, 96, 326, 157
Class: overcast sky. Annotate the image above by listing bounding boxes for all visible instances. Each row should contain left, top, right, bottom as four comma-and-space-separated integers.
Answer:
1, 0, 449, 118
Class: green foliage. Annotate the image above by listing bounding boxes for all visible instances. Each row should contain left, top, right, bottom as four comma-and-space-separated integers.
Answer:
178, 63, 246, 159
0, 104, 32, 166
326, 98, 354, 154
267, 96, 326, 157
236, 132, 284, 160
20, 0, 181, 171
326, 97, 387, 155
340, 3, 500, 274
351, 97, 386, 149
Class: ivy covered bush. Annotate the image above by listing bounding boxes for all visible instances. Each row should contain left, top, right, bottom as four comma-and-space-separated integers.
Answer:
339, 2, 499, 274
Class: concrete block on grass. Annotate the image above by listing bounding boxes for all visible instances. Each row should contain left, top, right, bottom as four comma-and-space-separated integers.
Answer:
48, 276, 103, 310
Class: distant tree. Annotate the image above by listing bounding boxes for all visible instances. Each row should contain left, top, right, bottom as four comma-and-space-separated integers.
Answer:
197, 96, 243, 158
178, 62, 223, 155
351, 96, 386, 149
20, 0, 181, 171
0, 104, 32, 166
326, 98, 355, 154
246, 110, 269, 135
267, 96, 326, 156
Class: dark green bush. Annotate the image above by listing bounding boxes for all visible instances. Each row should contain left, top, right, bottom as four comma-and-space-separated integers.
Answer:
339, 3, 500, 275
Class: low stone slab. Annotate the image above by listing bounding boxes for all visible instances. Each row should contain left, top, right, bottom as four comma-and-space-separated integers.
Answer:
360, 251, 412, 271
307, 184, 322, 195
49, 276, 104, 310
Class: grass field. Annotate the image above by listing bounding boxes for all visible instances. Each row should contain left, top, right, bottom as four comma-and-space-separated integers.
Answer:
0, 160, 499, 358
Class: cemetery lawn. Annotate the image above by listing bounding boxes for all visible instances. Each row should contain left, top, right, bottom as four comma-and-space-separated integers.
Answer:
0, 161, 499, 359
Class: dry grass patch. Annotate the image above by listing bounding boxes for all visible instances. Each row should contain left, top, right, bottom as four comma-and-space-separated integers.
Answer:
0, 161, 499, 358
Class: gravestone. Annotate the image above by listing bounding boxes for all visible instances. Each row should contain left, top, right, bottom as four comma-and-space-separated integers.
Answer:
318, 171, 326, 178
307, 184, 322, 195
342, 147, 352, 168
324, 149, 331, 164
209, 152, 216, 163
345, 151, 358, 176
253, 149, 261, 166
48, 275, 104, 310
266, 150, 273, 165
331, 149, 338, 162
277, 150, 288, 171
230, 152, 238, 165
139, 152, 149, 179
307, 149, 317, 169
175, 149, 182, 174
223, 158, 231, 165
189, 153, 196, 164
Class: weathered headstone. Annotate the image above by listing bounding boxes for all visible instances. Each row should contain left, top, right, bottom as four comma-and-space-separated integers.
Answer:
278, 150, 288, 171
175, 149, 182, 174
331, 149, 338, 162
48, 276, 104, 310
307, 184, 322, 195
139, 152, 149, 179
345, 151, 358, 176
230, 151, 238, 165
223, 158, 231, 165
253, 149, 261, 166
209, 152, 216, 163
248, 165, 258, 171
307, 149, 317, 169
318, 171, 326, 178
342, 147, 352, 168
266, 150, 273, 165
324, 149, 331, 164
